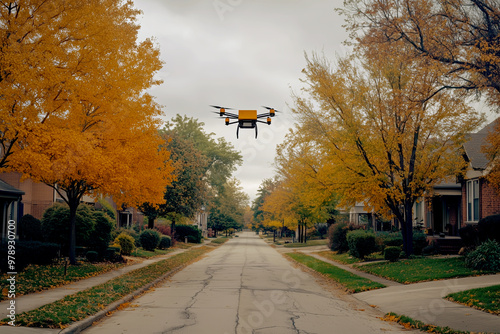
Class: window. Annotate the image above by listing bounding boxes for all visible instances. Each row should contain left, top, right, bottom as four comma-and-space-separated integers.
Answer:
467, 179, 479, 222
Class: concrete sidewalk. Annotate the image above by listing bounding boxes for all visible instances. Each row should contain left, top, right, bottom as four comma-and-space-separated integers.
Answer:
0, 243, 210, 333
303, 249, 500, 333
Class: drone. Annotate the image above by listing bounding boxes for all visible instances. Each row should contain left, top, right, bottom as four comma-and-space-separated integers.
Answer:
210, 105, 279, 138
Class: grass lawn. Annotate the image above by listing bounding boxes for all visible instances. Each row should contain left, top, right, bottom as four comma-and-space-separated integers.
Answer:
130, 248, 173, 258
316, 250, 384, 264
0, 261, 124, 301
446, 284, 500, 315
283, 239, 328, 248
356, 257, 494, 284
210, 237, 230, 244
285, 252, 385, 293
4, 246, 213, 328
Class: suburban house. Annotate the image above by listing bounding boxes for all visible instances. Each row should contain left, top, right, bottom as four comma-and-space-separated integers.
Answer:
348, 120, 500, 239
0, 178, 24, 239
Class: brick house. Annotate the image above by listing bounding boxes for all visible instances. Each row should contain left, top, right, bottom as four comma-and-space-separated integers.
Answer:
461, 119, 500, 224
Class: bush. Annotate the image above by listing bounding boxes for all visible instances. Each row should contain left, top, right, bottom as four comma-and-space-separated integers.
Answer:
158, 235, 172, 249
175, 225, 202, 243
111, 228, 140, 247
86, 251, 99, 263
1, 241, 60, 273
384, 246, 401, 262
41, 204, 95, 252
422, 243, 437, 256
104, 246, 123, 262
412, 231, 428, 255
155, 224, 172, 237
139, 229, 161, 251
459, 224, 479, 248
18, 214, 43, 241
383, 232, 403, 247
114, 233, 135, 255
465, 239, 500, 271
477, 214, 500, 243
88, 211, 115, 256
347, 230, 377, 259
327, 223, 360, 253
97, 198, 116, 220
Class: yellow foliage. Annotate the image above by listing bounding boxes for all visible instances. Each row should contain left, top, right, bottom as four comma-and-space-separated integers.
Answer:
2, 0, 174, 207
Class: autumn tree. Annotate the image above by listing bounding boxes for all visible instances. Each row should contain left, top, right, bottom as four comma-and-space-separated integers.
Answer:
342, 0, 500, 108
290, 45, 484, 255
6, 0, 174, 264
251, 178, 277, 230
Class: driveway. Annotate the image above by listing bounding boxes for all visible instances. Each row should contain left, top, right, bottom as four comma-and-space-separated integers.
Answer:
84, 232, 413, 334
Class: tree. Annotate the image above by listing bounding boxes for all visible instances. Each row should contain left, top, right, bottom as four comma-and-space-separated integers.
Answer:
289, 47, 484, 255
7, 0, 175, 264
208, 178, 249, 235
342, 0, 500, 108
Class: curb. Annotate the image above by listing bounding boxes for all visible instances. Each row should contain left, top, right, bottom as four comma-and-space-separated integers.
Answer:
59, 262, 187, 333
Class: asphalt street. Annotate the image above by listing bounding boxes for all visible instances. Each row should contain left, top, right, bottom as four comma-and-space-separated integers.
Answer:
83, 232, 413, 334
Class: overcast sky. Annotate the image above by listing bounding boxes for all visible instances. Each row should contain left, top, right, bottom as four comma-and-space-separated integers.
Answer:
133, 0, 349, 201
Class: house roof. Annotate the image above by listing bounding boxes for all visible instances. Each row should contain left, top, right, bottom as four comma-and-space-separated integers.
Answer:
0, 179, 24, 199
463, 119, 498, 170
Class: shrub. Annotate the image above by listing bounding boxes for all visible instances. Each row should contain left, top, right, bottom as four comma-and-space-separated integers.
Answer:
459, 224, 479, 248
104, 246, 123, 262
347, 230, 377, 259
384, 246, 401, 262
155, 224, 172, 237
86, 251, 99, 263
41, 204, 95, 252
114, 233, 135, 255
465, 239, 500, 271
111, 228, 140, 247
97, 198, 116, 220
327, 223, 360, 253
159, 235, 172, 249
412, 231, 428, 255
422, 243, 437, 256
139, 229, 161, 251
88, 211, 115, 256
18, 214, 43, 241
477, 214, 500, 243
175, 225, 202, 244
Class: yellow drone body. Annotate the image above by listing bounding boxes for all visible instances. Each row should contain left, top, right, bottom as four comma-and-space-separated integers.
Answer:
210, 105, 279, 138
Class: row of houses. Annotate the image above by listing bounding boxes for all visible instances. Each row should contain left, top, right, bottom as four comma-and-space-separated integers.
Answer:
348, 120, 500, 236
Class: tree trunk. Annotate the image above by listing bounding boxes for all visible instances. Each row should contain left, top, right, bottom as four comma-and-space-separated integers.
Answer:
171, 218, 176, 242
401, 202, 414, 256
68, 200, 78, 265
147, 216, 155, 229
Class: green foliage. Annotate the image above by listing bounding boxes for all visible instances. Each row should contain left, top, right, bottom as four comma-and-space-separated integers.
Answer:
104, 246, 122, 262
111, 227, 140, 247
41, 204, 95, 251
114, 233, 135, 255
384, 246, 401, 262
347, 230, 377, 259
18, 214, 43, 241
158, 235, 172, 249
477, 214, 500, 243
465, 239, 500, 271
139, 229, 161, 251
327, 223, 360, 253
175, 224, 202, 243
97, 198, 116, 220
412, 231, 428, 255
459, 224, 479, 248
86, 251, 99, 263
88, 211, 114, 256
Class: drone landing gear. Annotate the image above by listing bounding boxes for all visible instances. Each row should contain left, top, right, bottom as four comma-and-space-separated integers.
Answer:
236, 126, 258, 139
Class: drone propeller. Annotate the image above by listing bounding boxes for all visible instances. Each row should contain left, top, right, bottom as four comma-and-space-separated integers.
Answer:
262, 106, 280, 112
210, 105, 235, 110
